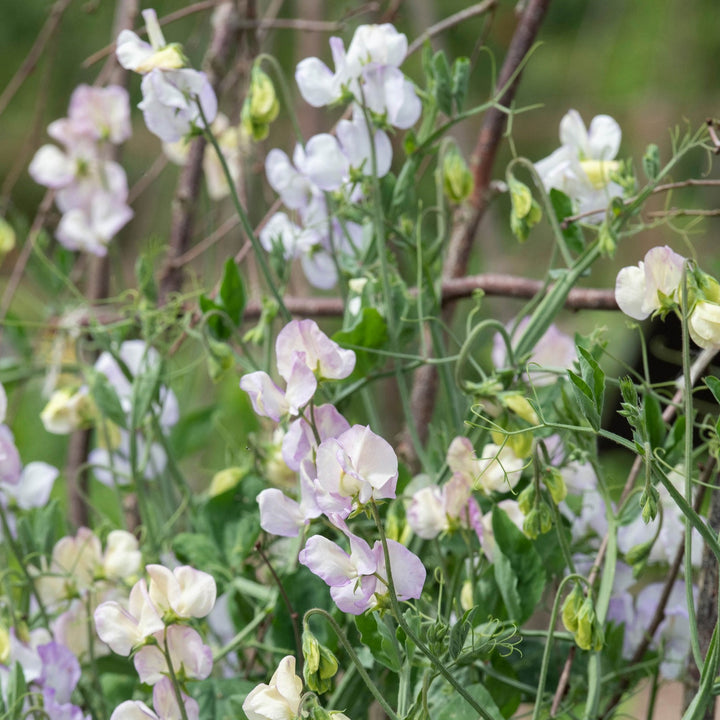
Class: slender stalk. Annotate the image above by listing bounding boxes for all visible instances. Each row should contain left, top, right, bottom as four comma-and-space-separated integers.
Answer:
198, 103, 291, 322
164, 629, 191, 720
370, 501, 495, 720
304, 608, 400, 720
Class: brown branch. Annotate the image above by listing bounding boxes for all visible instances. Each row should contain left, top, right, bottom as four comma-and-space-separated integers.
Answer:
647, 208, 720, 218
406, 0, 498, 56
406, 0, 552, 463
158, 3, 240, 299
0, 0, 73, 118
561, 179, 720, 228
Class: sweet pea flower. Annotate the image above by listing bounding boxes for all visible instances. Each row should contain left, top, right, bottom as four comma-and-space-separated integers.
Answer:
65, 84, 132, 144
242, 655, 303, 720
133, 625, 212, 685
111, 677, 199, 720
615, 245, 685, 320
282, 403, 351, 472
295, 24, 420, 129
689, 300, 720, 348
337, 104, 393, 177
94, 579, 165, 655
535, 109, 623, 220
407, 473, 482, 540
492, 317, 576, 385
276, 319, 356, 381
146, 564, 217, 619
315, 425, 398, 506
299, 516, 425, 614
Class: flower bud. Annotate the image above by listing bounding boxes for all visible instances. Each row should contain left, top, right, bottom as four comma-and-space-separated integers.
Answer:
0, 217, 16, 260
640, 485, 659, 523
242, 67, 280, 141
208, 467, 244, 497
0, 626, 9, 665
502, 394, 539, 426
543, 467, 567, 505
508, 175, 542, 242
135, 44, 187, 73
575, 597, 604, 652
561, 584, 584, 634
517, 484, 535, 515
303, 629, 338, 694
442, 146, 473, 204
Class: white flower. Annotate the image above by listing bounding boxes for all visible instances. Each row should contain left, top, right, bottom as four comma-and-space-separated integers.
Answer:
689, 300, 720, 348
242, 655, 303, 720
535, 109, 623, 220
615, 245, 685, 320
139, 68, 217, 143
146, 564, 217, 618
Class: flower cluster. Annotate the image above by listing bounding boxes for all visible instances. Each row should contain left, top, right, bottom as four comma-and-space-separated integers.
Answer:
29, 84, 133, 255
262, 24, 421, 289
116, 9, 217, 143
241, 319, 425, 614
0, 628, 88, 720
95, 564, 216, 720
615, 245, 720, 348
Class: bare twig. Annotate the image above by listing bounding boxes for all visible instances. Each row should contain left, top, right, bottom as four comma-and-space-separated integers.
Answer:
406, 0, 498, 56
647, 208, 720, 218
0, 0, 73, 117
561, 178, 720, 228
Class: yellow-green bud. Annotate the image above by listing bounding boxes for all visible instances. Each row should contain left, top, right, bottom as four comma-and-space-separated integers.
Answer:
208, 467, 244, 497
508, 175, 542, 242
242, 67, 280, 141
544, 467, 567, 505
625, 538, 654, 567
0, 218, 16, 260
561, 584, 584, 634
575, 597, 604, 652
517, 484, 536, 515
0, 627, 9, 664
502, 394, 539, 425
442, 146, 474, 204
640, 486, 659, 523
303, 630, 339, 694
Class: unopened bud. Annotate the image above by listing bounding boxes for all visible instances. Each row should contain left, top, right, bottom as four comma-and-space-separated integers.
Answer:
640, 486, 659, 523
544, 467, 567, 505
561, 584, 584, 634
508, 175, 542, 242
303, 630, 339, 694
242, 67, 280, 141
442, 146, 473, 204
517, 484, 536, 515
0, 218, 16, 259
208, 467, 244, 497
575, 596, 604, 652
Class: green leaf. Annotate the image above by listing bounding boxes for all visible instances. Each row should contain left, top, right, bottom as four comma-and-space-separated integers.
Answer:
449, 607, 477, 660
434, 682, 504, 720
643, 392, 665, 448
200, 294, 231, 340
549, 188, 584, 255
219, 258, 246, 326
172, 532, 223, 571
567, 370, 600, 430
333, 307, 388, 377
451, 57, 471, 112
642, 143, 660, 181
705, 376, 720, 405
354, 613, 402, 671
663, 415, 685, 464
89, 371, 127, 429
432, 50, 453, 115
6, 662, 27, 720
492, 506, 546, 624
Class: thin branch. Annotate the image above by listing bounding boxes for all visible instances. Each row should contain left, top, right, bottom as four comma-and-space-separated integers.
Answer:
0, 0, 73, 117
406, 0, 498, 56
647, 208, 720, 218
158, 3, 240, 299
561, 179, 720, 228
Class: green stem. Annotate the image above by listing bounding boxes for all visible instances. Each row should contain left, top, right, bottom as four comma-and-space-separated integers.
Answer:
370, 502, 495, 720
198, 102, 291, 322
531, 574, 593, 720
164, 628, 190, 720
680, 266, 703, 670
304, 608, 400, 720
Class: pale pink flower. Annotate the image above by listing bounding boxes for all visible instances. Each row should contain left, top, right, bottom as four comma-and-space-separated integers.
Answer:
133, 625, 212, 685
146, 564, 217, 618
242, 655, 303, 720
